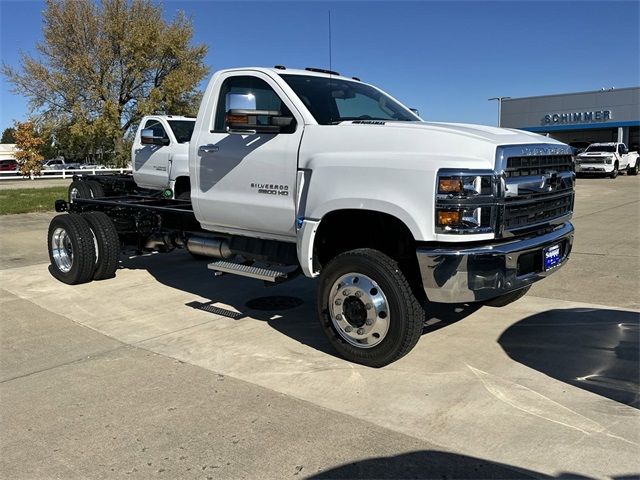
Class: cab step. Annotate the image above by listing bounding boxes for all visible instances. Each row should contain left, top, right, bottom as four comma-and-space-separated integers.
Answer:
207, 260, 290, 282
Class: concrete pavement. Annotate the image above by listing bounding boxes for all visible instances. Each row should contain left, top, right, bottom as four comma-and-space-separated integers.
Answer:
1, 175, 639, 479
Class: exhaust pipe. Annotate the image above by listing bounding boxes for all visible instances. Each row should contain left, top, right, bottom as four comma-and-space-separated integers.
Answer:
185, 236, 232, 259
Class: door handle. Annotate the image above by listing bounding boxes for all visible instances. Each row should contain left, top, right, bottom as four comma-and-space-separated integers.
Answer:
199, 144, 219, 153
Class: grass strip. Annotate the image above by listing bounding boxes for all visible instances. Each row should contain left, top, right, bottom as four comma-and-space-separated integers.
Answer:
0, 186, 68, 215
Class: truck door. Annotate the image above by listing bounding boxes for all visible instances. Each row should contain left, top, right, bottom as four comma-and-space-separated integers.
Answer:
618, 144, 630, 169
193, 72, 303, 239
133, 118, 172, 189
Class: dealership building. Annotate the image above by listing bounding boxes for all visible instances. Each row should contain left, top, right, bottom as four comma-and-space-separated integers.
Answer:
499, 87, 640, 150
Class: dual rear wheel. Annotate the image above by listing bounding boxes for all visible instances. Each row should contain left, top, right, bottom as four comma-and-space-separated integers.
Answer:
48, 212, 119, 284
68, 180, 105, 203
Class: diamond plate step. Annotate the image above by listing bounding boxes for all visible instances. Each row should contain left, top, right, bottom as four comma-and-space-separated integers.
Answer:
207, 260, 289, 282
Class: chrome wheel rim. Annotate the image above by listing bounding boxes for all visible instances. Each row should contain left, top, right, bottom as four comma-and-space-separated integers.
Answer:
51, 227, 73, 273
329, 273, 390, 348
69, 187, 79, 202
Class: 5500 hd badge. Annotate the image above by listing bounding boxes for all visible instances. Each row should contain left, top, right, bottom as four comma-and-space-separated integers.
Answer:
251, 183, 289, 196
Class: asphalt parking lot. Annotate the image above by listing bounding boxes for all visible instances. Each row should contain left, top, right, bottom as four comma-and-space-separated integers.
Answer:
0, 175, 638, 479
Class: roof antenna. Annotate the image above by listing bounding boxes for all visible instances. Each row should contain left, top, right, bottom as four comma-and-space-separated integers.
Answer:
328, 10, 333, 75
327, 10, 334, 124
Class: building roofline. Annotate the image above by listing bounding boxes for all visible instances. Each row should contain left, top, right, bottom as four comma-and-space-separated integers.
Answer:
502, 86, 640, 102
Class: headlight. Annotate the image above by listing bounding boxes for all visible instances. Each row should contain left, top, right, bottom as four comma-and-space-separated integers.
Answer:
435, 170, 496, 234
606, 156, 613, 164
437, 174, 492, 197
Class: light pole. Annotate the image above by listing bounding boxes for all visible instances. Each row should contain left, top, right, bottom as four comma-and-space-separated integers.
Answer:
488, 96, 511, 127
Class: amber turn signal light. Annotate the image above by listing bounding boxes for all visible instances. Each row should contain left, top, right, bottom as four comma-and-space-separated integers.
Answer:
437, 210, 461, 226
438, 178, 462, 194
225, 114, 248, 125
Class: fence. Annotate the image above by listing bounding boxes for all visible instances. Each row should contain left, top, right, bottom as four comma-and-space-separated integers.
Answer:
0, 167, 132, 181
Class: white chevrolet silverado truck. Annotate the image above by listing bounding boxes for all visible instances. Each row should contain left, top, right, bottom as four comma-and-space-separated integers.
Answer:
68, 115, 195, 201
48, 66, 575, 367
576, 142, 639, 178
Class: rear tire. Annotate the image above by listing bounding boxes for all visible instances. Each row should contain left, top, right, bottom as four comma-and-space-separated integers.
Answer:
68, 180, 93, 202
48, 214, 96, 285
627, 162, 639, 176
317, 248, 425, 367
82, 211, 120, 280
86, 181, 105, 198
484, 285, 531, 307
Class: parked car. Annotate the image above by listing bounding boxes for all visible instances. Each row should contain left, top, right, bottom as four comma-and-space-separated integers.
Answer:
42, 158, 81, 170
0, 159, 19, 172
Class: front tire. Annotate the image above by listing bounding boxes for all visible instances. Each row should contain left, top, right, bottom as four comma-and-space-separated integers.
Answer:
609, 162, 619, 179
317, 249, 425, 367
48, 214, 97, 285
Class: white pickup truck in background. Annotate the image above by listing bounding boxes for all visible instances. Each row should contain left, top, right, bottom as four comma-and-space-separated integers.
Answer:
132, 115, 196, 198
576, 142, 639, 178
67, 115, 195, 201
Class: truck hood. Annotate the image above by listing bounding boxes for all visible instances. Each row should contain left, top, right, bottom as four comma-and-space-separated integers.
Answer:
341, 120, 562, 146
578, 151, 614, 157
299, 121, 567, 172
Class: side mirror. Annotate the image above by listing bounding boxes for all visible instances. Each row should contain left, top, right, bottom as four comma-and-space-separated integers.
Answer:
141, 129, 169, 146
225, 109, 294, 134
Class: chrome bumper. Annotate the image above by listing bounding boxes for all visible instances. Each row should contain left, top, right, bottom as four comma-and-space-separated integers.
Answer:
416, 222, 574, 303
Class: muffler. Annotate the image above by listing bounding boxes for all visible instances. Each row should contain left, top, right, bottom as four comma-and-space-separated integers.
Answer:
185, 236, 233, 259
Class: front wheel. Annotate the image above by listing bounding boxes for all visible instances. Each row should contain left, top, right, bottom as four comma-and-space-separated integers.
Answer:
317, 249, 425, 367
609, 162, 619, 179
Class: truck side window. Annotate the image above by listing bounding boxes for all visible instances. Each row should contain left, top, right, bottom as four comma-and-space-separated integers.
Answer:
143, 120, 169, 141
213, 76, 295, 133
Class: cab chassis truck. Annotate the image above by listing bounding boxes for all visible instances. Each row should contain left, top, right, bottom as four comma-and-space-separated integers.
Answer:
47, 66, 575, 367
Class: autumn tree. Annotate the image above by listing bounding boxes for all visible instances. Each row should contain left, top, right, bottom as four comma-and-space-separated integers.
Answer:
2, 0, 208, 165
14, 121, 44, 177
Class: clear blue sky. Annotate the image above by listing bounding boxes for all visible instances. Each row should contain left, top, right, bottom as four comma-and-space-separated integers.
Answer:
1, 0, 638, 133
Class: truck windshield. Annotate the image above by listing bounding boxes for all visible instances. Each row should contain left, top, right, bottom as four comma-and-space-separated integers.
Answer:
168, 120, 195, 143
585, 145, 615, 153
280, 74, 419, 125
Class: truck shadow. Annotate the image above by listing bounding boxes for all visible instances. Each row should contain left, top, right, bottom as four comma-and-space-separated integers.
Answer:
119, 251, 479, 360
498, 308, 640, 408
306, 449, 637, 479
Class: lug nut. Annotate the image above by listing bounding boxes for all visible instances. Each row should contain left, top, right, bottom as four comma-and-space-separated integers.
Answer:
365, 304, 373, 310
357, 328, 364, 335
365, 319, 373, 325
355, 291, 362, 298
344, 326, 352, 332
336, 314, 343, 321
343, 290, 351, 296
335, 299, 342, 305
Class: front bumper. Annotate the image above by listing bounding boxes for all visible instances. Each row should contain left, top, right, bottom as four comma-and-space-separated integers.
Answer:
416, 222, 574, 303
576, 163, 613, 173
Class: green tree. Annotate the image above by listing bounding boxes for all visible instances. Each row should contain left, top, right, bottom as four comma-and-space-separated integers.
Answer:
14, 121, 44, 177
2, 0, 208, 166
1, 127, 15, 143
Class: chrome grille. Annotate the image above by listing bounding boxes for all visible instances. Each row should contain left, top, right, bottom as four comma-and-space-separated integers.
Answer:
504, 193, 573, 230
497, 144, 575, 236
505, 155, 573, 177
577, 157, 606, 164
